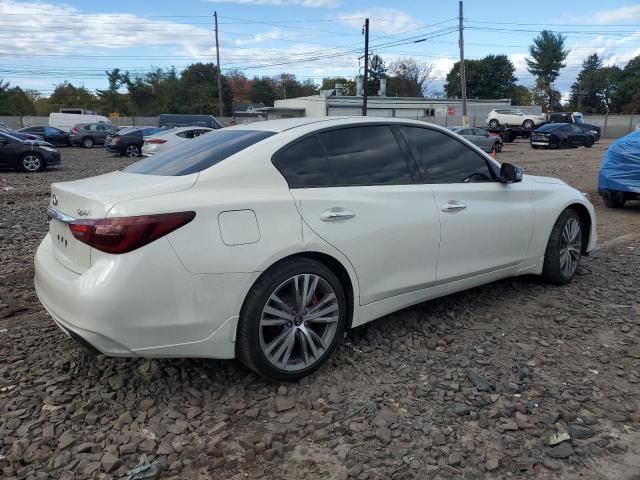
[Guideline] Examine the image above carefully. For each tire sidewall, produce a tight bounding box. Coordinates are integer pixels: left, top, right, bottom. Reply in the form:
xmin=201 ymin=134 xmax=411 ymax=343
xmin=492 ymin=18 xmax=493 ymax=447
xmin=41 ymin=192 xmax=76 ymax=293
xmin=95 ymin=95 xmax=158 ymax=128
xmin=20 ymin=153 xmax=44 ymax=172
xmin=238 ymin=259 xmax=347 ymax=381
xmin=542 ymin=209 xmax=582 ymax=285
xmin=126 ymin=145 xmax=140 ymax=158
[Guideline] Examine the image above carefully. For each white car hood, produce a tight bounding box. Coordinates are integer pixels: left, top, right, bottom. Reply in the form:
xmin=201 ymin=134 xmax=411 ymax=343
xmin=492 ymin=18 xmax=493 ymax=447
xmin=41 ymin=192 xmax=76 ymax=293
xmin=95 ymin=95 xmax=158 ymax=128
xmin=525 ymin=174 xmax=567 ymax=185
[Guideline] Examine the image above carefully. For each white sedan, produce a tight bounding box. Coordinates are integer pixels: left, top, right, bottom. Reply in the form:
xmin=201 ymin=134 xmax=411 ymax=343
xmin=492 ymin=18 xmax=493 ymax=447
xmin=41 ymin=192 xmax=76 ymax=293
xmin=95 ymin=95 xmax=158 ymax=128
xmin=35 ymin=117 xmax=596 ymax=380
xmin=141 ymin=126 xmax=213 ymax=156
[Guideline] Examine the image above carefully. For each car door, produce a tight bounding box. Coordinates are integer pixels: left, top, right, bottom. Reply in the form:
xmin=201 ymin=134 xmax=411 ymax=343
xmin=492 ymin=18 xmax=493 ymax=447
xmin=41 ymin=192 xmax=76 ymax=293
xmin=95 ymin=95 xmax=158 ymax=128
xmin=273 ymin=125 xmax=441 ymax=305
xmin=569 ymin=125 xmax=585 ymax=146
xmin=0 ymin=133 xmax=23 ymax=168
xmin=472 ymin=128 xmax=492 ymax=151
xmin=399 ymin=125 xmax=534 ymax=282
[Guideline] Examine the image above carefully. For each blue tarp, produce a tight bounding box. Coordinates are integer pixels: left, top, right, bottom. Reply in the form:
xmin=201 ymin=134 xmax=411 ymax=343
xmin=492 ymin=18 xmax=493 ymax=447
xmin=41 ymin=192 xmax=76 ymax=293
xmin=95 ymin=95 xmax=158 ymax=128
xmin=598 ymin=129 xmax=640 ymax=194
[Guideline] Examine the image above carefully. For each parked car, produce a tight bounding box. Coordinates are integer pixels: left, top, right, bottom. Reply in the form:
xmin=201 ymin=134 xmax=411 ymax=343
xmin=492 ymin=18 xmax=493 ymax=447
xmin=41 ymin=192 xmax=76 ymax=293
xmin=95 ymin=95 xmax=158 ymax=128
xmin=447 ymin=126 xmax=502 ymax=153
xmin=598 ymin=129 xmax=640 ymax=208
xmin=159 ymin=114 xmax=223 ymax=130
xmin=530 ymin=123 xmax=595 ymax=149
xmin=49 ymin=112 xmax=113 ymax=133
xmin=70 ymin=123 xmax=119 ymax=148
xmin=0 ymin=131 xmax=61 ymax=172
xmin=142 ymin=126 xmax=214 ymax=157
xmin=105 ymin=126 xmax=163 ymax=157
xmin=17 ymin=125 xmax=70 ymax=147
xmin=547 ymin=112 xmax=601 ymax=141
xmin=486 ymin=109 xmax=546 ymax=129
xmin=35 ymin=117 xmax=596 ymax=380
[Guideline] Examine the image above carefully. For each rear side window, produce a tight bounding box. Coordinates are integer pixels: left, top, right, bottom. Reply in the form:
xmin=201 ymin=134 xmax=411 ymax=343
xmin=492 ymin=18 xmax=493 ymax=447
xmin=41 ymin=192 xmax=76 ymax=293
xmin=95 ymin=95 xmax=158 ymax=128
xmin=273 ymin=136 xmax=334 ymax=188
xmin=125 ymin=129 xmax=274 ymax=176
xmin=320 ymin=126 xmax=412 ymax=186
xmin=176 ymin=130 xmax=194 ymax=139
xmin=400 ymin=126 xmax=495 ymax=183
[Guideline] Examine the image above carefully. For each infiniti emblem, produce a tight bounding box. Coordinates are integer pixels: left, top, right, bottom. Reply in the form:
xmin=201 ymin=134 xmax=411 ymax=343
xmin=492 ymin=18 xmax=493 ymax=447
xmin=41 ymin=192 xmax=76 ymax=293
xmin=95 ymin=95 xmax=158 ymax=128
xmin=51 ymin=194 xmax=58 ymax=206
xmin=77 ymin=208 xmax=91 ymax=217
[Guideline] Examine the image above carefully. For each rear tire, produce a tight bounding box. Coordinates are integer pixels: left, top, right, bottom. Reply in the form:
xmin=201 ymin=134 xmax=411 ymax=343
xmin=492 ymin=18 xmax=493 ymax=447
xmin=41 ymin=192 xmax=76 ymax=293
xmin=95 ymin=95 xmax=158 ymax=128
xmin=237 ymin=258 xmax=347 ymax=381
xmin=523 ymin=119 xmax=534 ymax=129
xmin=603 ymin=190 xmax=626 ymax=208
xmin=559 ymin=138 xmax=568 ymax=149
xmin=489 ymin=119 xmax=499 ymax=128
xmin=494 ymin=141 xmax=502 ymax=153
xmin=585 ymin=136 xmax=594 ymax=148
xmin=542 ymin=209 xmax=583 ymax=285
xmin=82 ymin=137 xmax=94 ymax=148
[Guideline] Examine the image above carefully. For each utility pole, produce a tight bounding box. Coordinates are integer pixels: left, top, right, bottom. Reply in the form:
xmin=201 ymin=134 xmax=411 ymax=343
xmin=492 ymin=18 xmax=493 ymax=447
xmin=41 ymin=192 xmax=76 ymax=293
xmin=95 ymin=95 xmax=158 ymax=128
xmin=362 ymin=18 xmax=369 ymax=116
xmin=458 ymin=1 xmax=468 ymax=126
xmin=214 ymin=11 xmax=224 ymax=119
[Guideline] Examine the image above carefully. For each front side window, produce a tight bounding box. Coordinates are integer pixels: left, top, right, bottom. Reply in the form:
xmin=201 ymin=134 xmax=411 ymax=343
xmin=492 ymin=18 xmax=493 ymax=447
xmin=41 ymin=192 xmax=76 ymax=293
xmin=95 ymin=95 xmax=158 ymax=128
xmin=126 ymin=129 xmax=274 ymax=176
xmin=319 ymin=126 xmax=412 ymax=186
xmin=400 ymin=126 xmax=495 ymax=183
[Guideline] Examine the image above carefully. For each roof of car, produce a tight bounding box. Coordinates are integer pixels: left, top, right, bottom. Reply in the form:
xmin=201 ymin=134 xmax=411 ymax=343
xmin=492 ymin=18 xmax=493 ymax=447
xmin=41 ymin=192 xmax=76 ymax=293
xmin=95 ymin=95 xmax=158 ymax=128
xmin=228 ymin=116 xmax=442 ymax=133
xmin=536 ymin=123 xmax=569 ymax=131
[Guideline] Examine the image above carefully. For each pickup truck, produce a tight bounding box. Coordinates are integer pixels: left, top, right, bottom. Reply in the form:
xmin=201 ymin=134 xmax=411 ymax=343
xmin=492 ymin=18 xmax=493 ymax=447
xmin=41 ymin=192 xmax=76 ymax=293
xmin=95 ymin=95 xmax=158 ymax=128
xmin=546 ymin=112 xmax=601 ymax=141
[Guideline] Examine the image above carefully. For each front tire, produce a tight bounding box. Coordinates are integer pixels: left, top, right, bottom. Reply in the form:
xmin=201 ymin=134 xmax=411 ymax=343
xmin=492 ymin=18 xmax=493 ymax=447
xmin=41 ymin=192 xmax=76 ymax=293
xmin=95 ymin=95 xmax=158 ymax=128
xmin=603 ymin=190 xmax=626 ymax=208
xmin=237 ymin=258 xmax=347 ymax=381
xmin=489 ymin=119 xmax=499 ymax=128
xmin=20 ymin=153 xmax=44 ymax=172
xmin=542 ymin=209 xmax=583 ymax=285
xmin=523 ymin=119 xmax=534 ymax=129
xmin=125 ymin=145 xmax=140 ymax=158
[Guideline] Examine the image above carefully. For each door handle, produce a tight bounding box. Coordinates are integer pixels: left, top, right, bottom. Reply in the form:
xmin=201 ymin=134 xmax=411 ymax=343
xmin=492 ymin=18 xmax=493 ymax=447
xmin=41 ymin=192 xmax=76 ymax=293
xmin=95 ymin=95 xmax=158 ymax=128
xmin=441 ymin=201 xmax=466 ymax=212
xmin=320 ymin=208 xmax=355 ymax=222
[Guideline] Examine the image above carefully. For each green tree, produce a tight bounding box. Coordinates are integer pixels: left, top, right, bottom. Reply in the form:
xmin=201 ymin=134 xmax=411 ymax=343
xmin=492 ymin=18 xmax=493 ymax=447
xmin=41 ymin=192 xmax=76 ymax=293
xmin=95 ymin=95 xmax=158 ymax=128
xmin=615 ymin=55 xmax=640 ymax=113
xmin=96 ymin=68 xmax=129 ymax=115
xmin=250 ymin=77 xmax=277 ymax=106
xmin=48 ymin=81 xmax=97 ymax=112
xmin=445 ymin=55 xmax=517 ymax=99
xmin=177 ymin=63 xmax=232 ymax=115
xmin=569 ymin=54 xmax=603 ymax=112
xmin=0 ymin=86 xmax=36 ymax=117
xmin=320 ymin=77 xmax=356 ymax=96
xmin=526 ymin=30 xmax=569 ymax=111
xmin=510 ymin=84 xmax=533 ymax=105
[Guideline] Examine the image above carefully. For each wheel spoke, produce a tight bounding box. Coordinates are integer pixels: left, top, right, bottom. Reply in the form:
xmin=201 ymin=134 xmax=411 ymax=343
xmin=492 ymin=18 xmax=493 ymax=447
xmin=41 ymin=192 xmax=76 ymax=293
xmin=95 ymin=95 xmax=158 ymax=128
xmin=271 ymin=329 xmax=295 ymax=367
xmin=307 ymin=328 xmax=328 ymax=350
xmin=264 ymin=328 xmax=291 ymax=355
xmin=263 ymin=305 xmax=294 ymax=321
xmin=261 ymin=318 xmax=289 ymax=327
xmin=270 ymin=294 xmax=292 ymax=314
xmin=306 ymin=316 xmax=339 ymax=324
xmin=300 ymin=327 xmax=320 ymax=359
xmin=305 ymin=303 xmax=338 ymax=321
xmin=303 ymin=275 xmax=319 ymax=309
xmin=306 ymin=293 xmax=336 ymax=315
xmin=298 ymin=330 xmax=310 ymax=366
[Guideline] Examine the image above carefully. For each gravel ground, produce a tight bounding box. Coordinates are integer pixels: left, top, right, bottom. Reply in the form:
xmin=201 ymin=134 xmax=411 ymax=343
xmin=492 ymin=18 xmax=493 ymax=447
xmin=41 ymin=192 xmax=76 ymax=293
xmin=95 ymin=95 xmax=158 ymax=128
xmin=1 ymin=141 xmax=639 ymax=480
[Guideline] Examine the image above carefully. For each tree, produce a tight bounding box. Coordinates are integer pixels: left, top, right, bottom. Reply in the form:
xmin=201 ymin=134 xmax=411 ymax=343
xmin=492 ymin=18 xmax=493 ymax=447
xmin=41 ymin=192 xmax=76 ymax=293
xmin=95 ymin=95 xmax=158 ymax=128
xmin=0 ymin=85 xmax=36 ymax=117
xmin=320 ymin=77 xmax=356 ymax=96
xmin=177 ymin=63 xmax=233 ymax=115
xmin=526 ymin=30 xmax=569 ymax=111
xmin=569 ymin=54 xmax=603 ymax=113
xmin=47 ymin=82 xmax=97 ymax=112
xmin=445 ymin=55 xmax=517 ymax=99
xmin=387 ymin=58 xmax=433 ymax=97
xmin=226 ymin=69 xmax=252 ymax=103
xmin=96 ymin=68 xmax=128 ymax=115
xmin=615 ymin=55 xmax=640 ymax=113
xmin=509 ymin=85 xmax=533 ymax=106
xmin=250 ymin=77 xmax=277 ymax=106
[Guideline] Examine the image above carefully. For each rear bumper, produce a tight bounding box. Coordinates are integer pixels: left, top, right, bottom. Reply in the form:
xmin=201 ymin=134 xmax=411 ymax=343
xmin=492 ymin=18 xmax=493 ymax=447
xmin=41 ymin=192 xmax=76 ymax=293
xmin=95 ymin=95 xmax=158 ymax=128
xmin=34 ymin=233 xmax=257 ymax=358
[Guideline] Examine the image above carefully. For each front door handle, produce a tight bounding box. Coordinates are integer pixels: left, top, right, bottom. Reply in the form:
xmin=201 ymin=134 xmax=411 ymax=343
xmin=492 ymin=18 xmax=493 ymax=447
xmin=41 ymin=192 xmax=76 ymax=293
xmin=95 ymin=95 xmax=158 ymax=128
xmin=441 ymin=201 xmax=466 ymax=212
xmin=320 ymin=207 xmax=355 ymax=222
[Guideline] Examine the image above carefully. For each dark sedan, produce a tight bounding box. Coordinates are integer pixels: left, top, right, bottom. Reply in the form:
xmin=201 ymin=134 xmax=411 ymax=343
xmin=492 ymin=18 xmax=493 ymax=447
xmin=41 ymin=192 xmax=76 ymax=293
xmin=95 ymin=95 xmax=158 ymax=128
xmin=0 ymin=131 xmax=61 ymax=172
xmin=105 ymin=126 xmax=163 ymax=157
xmin=17 ymin=125 xmax=70 ymax=147
xmin=530 ymin=123 xmax=595 ymax=149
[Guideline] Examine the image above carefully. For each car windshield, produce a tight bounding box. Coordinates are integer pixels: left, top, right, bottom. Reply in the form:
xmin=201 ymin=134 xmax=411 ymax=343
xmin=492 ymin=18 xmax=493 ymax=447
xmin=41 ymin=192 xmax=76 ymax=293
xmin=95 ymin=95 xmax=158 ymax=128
xmin=124 ymin=129 xmax=275 ymax=176
xmin=573 ymin=114 xmax=585 ymax=124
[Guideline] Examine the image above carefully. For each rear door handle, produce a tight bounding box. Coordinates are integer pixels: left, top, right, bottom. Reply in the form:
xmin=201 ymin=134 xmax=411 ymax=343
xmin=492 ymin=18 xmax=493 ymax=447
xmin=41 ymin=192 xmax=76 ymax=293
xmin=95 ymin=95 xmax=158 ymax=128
xmin=441 ymin=201 xmax=466 ymax=212
xmin=320 ymin=208 xmax=355 ymax=221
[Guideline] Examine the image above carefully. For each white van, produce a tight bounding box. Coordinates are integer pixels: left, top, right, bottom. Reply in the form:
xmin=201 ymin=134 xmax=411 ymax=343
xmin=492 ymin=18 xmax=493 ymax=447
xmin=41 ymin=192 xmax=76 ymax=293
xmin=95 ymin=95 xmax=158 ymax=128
xmin=49 ymin=112 xmax=113 ymax=133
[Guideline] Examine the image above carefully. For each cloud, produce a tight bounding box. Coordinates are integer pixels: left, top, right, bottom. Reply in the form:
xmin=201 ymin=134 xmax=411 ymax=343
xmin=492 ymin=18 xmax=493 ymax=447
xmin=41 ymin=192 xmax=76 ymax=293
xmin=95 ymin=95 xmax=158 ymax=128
xmin=232 ymin=29 xmax=299 ymax=46
xmin=338 ymin=8 xmax=422 ymax=35
xmin=204 ymin=0 xmax=337 ymax=7
xmin=593 ymin=5 xmax=640 ymax=23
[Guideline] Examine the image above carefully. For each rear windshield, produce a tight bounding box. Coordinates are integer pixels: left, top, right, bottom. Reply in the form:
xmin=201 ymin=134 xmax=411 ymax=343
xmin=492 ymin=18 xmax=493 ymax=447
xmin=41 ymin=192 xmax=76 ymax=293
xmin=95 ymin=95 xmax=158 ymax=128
xmin=124 ymin=129 xmax=275 ymax=176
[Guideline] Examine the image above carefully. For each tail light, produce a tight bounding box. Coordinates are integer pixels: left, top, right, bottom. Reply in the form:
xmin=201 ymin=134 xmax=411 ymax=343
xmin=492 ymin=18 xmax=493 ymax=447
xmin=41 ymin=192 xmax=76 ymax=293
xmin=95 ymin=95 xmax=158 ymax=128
xmin=145 ymin=138 xmax=167 ymax=144
xmin=68 ymin=211 xmax=195 ymax=254
xmin=71 ymin=125 xmax=79 ymax=134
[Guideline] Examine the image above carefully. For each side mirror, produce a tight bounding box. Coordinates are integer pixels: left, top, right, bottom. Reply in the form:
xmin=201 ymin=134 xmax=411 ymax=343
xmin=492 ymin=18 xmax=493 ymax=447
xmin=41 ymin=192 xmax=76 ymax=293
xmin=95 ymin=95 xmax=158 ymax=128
xmin=500 ymin=163 xmax=523 ymax=183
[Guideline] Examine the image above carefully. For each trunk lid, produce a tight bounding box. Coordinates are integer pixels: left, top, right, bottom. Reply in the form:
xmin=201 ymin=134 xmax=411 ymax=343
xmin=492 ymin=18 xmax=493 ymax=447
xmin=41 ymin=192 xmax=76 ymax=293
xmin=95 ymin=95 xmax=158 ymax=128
xmin=49 ymin=171 xmax=197 ymax=273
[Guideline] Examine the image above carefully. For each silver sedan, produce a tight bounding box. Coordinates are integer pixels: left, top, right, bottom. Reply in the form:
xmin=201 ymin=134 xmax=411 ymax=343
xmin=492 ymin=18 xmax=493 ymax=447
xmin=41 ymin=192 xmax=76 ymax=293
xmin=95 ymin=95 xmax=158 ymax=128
xmin=448 ymin=126 xmax=503 ymax=153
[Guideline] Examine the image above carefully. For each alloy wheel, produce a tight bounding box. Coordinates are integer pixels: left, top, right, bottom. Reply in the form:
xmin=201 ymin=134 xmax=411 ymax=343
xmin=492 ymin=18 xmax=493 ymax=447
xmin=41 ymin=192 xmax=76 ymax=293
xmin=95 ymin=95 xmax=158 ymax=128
xmin=126 ymin=146 xmax=139 ymax=158
xmin=559 ymin=217 xmax=581 ymax=277
xmin=259 ymin=274 xmax=339 ymax=372
xmin=22 ymin=154 xmax=41 ymax=172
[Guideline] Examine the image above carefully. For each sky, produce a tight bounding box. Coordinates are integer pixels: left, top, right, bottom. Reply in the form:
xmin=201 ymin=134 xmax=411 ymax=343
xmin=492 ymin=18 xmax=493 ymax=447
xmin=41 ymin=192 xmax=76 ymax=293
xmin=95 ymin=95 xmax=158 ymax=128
xmin=2 ymin=0 xmax=640 ymax=99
